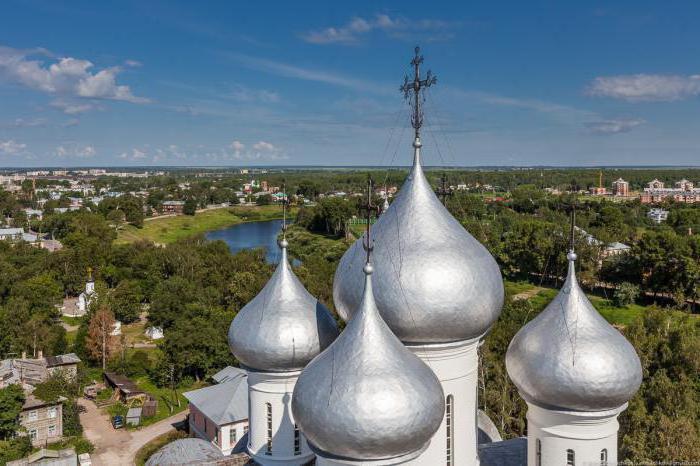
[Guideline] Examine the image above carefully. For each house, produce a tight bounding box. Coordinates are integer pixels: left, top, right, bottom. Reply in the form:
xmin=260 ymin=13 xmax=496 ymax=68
xmin=144 ymin=326 xmax=164 ymax=340
xmin=648 ymin=208 xmax=669 ymax=224
xmin=103 ymin=372 xmax=146 ymax=403
xmin=0 ymin=352 xmax=81 ymax=388
xmin=19 ymin=394 xmax=65 ymax=446
xmin=7 ymin=448 xmax=77 ymax=466
xmin=0 ymin=228 xmax=25 ymax=241
xmin=44 ymin=353 xmax=81 ymax=380
xmin=184 ymin=367 xmax=249 ymax=455
xmin=162 ymin=200 xmax=185 ymax=214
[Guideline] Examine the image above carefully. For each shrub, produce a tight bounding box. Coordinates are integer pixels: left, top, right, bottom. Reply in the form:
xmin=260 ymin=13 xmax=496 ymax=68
xmin=613 ymin=282 xmax=640 ymax=307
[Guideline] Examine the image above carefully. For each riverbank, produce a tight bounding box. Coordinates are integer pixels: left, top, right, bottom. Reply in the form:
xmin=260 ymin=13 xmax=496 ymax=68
xmin=115 ymin=205 xmax=296 ymax=245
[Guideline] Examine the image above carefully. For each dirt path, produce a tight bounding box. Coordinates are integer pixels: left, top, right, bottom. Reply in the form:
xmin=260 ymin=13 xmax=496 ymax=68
xmin=78 ymin=398 xmax=188 ymax=465
xmin=512 ymin=286 xmax=546 ymax=301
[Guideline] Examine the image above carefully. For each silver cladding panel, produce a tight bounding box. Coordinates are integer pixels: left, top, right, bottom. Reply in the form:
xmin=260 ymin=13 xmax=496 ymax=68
xmin=228 ymin=246 xmax=338 ymax=372
xmin=505 ymin=258 xmax=642 ymax=411
xmin=292 ymin=266 xmax=445 ymax=460
xmin=333 ymin=144 xmax=504 ymax=344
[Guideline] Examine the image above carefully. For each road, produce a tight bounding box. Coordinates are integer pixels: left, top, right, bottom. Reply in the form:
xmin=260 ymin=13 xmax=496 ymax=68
xmin=78 ymin=398 xmax=188 ymax=465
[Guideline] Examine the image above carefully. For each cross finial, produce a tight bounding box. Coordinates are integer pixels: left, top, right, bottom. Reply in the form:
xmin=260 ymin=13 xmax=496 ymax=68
xmin=360 ymin=176 xmax=380 ymax=265
xmin=436 ymin=173 xmax=453 ymax=206
xmin=281 ymin=180 xmax=288 ymax=240
xmin=399 ymin=45 xmax=437 ymax=140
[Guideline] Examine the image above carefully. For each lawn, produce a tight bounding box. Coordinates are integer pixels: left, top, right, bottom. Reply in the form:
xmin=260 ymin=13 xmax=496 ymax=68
xmin=504 ymin=280 xmax=537 ymax=297
xmin=115 ymin=205 xmax=294 ymax=245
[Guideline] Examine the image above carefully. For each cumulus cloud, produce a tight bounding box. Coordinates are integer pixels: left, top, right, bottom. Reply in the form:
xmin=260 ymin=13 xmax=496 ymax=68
xmin=230 ymin=140 xmax=245 ymax=156
xmin=0 ymin=45 xmax=149 ymax=107
xmin=252 ymin=141 xmax=277 ymax=152
xmin=119 ymin=148 xmax=147 ymax=160
xmin=586 ymin=74 xmax=700 ymax=102
xmin=302 ymin=14 xmax=456 ymax=45
xmin=55 ymin=143 xmax=96 ymax=158
xmin=50 ymin=99 xmax=95 ymax=114
xmin=124 ymin=59 xmax=142 ymax=67
xmin=0 ymin=139 xmax=27 ymax=155
xmin=585 ymin=118 xmax=646 ymax=134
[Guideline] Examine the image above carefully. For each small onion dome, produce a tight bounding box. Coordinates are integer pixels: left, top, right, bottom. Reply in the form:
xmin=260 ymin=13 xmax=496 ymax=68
xmin=228 ymin=239 xmax=338 ymax=372
xmin=292 ymin=263 xmax=445 ymax=461
xmin=506 ymin=251 xmax=642 ymax=411
xmin=333 ymin=142 xmax=504 ymax=344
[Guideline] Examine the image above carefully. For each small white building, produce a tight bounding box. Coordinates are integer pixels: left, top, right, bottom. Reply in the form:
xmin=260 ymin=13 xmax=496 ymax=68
xmin=648 ymin=207 xmax=669 ymax=224
xmin=144 ymin=327 xmax=164 ymax=340
xmin=110 ymin=321 xmax=122 ymax=337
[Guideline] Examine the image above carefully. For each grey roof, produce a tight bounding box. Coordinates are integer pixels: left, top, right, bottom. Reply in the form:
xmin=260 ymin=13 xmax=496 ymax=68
xmin=211 ymin=366 xmax=246 ymax=384
xmin=607 ymin=241 xmax=631 ymax=251
xmin=184 ymin=375 xmax=248 ymax=425
xmin=145 ymin=438 xmax=222 ymax=466
xmin=45 ymin=353 xmax=81 ymax=368
xmin=479 ymin=438 xmax=527 ymax=466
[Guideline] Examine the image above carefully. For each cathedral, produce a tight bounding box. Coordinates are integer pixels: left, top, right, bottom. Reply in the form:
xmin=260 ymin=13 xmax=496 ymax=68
xmin=227 ymin=48 xmax=642 ymax=466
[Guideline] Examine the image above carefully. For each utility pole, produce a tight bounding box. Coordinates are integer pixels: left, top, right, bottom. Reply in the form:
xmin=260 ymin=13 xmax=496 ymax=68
xmin=436 ymin=173 xmax=453 ymax=206
xmin=359 ymin=177 xmax=381 ymax=263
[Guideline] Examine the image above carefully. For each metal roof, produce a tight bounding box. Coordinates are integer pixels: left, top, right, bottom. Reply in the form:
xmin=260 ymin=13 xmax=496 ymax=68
xmin=183 ymin=375 xmax=248 ymax=425
xmin=479 ymin=438 xmax=527 ymax=466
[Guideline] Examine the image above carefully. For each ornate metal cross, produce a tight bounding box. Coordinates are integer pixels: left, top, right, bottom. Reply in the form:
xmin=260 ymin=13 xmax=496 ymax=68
xmin=435 ymin=173 xmax=453 ymax=206
xmin=400 ymin=46 xmax=437 ymax=139
xmin=360 ymin=177 xmax=381 ymax=264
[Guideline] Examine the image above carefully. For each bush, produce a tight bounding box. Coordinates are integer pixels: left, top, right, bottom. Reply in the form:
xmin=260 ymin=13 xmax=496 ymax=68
xmin=0 ymin=437 xmax=32 ymax=464
xmin=613 ymin=282 xmax=640 ymax=307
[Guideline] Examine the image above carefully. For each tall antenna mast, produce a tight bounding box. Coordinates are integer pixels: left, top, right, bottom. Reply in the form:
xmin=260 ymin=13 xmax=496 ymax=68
xmin=400 ymin=46 xmax=437 ymax=141
xmin=281 ymin=180 xmax=287 ymax=240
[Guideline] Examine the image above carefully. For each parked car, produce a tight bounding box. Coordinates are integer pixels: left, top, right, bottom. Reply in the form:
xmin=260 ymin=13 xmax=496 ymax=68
xmin=112 ymin=415 xmax=124 ymax=429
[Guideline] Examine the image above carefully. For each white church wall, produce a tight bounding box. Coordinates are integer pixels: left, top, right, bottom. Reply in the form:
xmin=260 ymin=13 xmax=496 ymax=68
xmin=408 ymin=338 xmax=480 ymax=466
xmin=248 ymin=370 xmax=313 ymax=466
xmin=526 ymin=403 xmax=624 ymax=466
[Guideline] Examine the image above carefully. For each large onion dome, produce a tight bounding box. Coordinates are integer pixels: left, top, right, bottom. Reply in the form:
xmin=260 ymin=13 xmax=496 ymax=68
xmin=506 ymin=251 xmax=642 ymax=411
xmin=333 ymin=140 xmax=504 ymax=344
xmin=292 ymin=262 xmax=445 ymax=461
xmin=228 ymin=239 xmax=338 ymax=372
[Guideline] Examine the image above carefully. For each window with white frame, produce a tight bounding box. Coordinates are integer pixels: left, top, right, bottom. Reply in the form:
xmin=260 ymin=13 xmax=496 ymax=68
xmin=230 ymin=427 xmax=237 ymax=446
xmin=601 ymin=448 xmax=608 ymax=466
xmin=29 ymin=428 xmax=37 ymax=441
xmin=567 ymin=449 xmax=575 ymax=466
xmin=27 ymin=410 xmax=38 ymax=421
xmin=48 ymin=425 xmax=56 ymax=436
xmin=48 ymin=407 xmax=57 ymax=419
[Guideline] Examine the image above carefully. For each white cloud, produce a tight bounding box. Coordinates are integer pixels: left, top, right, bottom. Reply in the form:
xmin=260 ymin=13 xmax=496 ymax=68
xmin=119 ymin=148 xmax=147 ymax=160
xmin=55 ymin=143 xmax=96 ymax=158
xmin=124 ymin=59 xmax=142 ymax=67
xmin=230 ymin=140 xmax=245 ymax=156
xmin=229 ymin=84 xmax=280 ymax=103
xmin=252 ymin=141 xmax=277 ymax=152
xmin=229 ymin=53 xmax=385 ymax=94
xmin=50 ymin=99 xmax=95 ymax=114
xmin=0 ymin=45 xmax=149 ymax=106
xmin=0 ymin=139 xmax=27 ymax=154
xmin=302 ymin=14 xmax=456 ymax=45
xmin=585 ymin=118 xmax=646 ymax=134
xmin=586 ymin=74 xmax=700 ymax=102
xmin=2 ymin=117 xmax=46 ymax=128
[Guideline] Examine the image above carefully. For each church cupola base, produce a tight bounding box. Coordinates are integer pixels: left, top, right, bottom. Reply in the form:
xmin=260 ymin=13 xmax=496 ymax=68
xmin=525 ymin=402 xmax=625 ymax=466
xmin=315 ymin=444 xmax=427 ymax=466
xmin=407 ymin=337 xmax=480 ymax=466
xmin=247 ymin=370 xmax=314 ymax=466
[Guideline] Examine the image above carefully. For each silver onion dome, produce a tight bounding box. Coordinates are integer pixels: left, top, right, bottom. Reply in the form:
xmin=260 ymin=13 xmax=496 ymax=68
xmin=292 ymin=262 xmax=445 ymax=461
xmin=333 ymin=140 xmax=504 ymax=344
xmin=505 ymin=251 xmax=643 ymax=411
xmin=228 ymin=239 xmax=339 ymax=372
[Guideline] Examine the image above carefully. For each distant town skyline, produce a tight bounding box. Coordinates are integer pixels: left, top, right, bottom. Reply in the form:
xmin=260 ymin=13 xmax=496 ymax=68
xmin=2 ymin=1 xmax=700 ymax=167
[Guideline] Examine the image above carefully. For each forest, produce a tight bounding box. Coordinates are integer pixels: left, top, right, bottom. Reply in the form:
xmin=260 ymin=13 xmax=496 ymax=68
xmin=0 ymin=168 xmax=697 ymax=462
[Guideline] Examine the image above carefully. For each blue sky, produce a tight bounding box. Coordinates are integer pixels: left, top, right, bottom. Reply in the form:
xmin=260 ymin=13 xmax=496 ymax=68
xmin=1 ymin=0 xmax=700 ymax=167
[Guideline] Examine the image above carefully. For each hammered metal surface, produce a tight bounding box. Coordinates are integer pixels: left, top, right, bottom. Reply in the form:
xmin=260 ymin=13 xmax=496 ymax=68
xmin=505 ymin=255 xmax=642 ymax=411
xmin=228 ymin=244 xmax=339 ymax=372
xmin=333 ymin=141 xmax=504 ymax=344
xmin=292 ymin=265 xmax=445 ymax=460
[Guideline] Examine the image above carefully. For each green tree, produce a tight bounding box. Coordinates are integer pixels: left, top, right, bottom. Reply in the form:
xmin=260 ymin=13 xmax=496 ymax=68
xmin=0 ymin=384 xmax=25 ymax=440
xmin=612 ymin=282 xmax=640 ymax=307
xmin=109 ymin=280 xmax=142 ymax=324
xmin=183 ymin=198 xmax=197 ymax=216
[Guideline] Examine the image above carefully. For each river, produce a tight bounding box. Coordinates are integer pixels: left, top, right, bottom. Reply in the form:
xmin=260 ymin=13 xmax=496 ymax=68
xmin=205 ymin=219 xmax=287 ymax=263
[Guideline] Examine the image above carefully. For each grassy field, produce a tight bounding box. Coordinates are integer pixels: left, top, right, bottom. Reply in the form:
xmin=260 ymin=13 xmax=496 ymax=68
xmin=116 ymin=205 xmax=295 ymax=245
